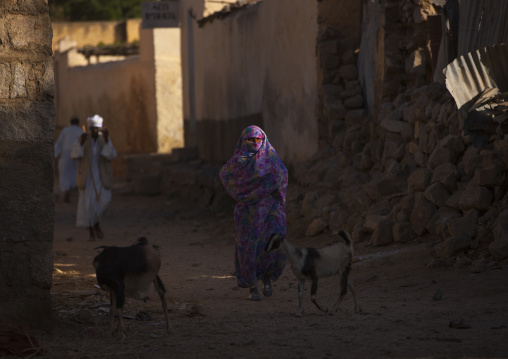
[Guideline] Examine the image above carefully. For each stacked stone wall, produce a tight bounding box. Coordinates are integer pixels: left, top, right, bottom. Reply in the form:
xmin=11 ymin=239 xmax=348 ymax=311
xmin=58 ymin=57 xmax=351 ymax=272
xmin=289 ymin=0 xmax=508 ymax=269
xmin=0 ymin=1 xmax=55 ymax=327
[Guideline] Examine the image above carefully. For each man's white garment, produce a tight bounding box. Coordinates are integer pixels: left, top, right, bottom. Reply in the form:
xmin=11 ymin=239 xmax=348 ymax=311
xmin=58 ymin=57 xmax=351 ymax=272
xmin=71 ymin=138 xmax=117 ymax=228
xmin=55 ymin=125 xmax=83 ymax=192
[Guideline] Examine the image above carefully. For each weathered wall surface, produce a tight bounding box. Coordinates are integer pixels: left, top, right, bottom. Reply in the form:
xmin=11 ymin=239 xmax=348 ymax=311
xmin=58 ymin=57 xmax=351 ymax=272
xmin=180 ymin=0 xmax=319 ymax=167
xmin=0 ymin=1 xmax=55 ymax=328
xmin=54 ymin=27 xmax=183 ymax=158
xmin=52 ymin=19 xmax=142 ymax=50
xmin=358 ymin=0 xmax=435 ymax=115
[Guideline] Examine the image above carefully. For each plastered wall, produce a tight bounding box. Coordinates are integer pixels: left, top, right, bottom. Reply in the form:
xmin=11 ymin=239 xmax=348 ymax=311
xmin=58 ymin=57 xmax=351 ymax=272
xmin=53 ymin=27 xmax=183 ymax=158
xmin=0 ymin=1 xmax=55 ymax=328
xmin=180 ymin=0 xmax=319 ymax=167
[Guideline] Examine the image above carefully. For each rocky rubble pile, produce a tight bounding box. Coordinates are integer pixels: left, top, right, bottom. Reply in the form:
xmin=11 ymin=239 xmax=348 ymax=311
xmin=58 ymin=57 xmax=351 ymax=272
xmin=289 ymin=80 xmax=508 ymax=267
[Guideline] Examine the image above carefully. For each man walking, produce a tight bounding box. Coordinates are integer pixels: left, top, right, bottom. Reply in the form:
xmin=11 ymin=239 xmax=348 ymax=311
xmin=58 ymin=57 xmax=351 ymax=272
xmin=55 ymin=117 xmax=83 ymax=203
xmin=71 ymin=114 xmax=117 ymax=241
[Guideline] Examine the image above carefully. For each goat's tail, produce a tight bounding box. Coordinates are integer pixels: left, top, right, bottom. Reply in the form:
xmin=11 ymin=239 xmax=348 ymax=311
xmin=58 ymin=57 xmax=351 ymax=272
xmin=155 ymin=274 xmax=167 ymax=294
xmin=338 ymin=229 xmax=353 ymax=251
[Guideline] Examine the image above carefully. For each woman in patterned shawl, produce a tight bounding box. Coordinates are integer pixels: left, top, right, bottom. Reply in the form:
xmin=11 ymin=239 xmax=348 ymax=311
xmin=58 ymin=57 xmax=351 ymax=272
xmin=220 ymin=126 xmax=288 ymax=301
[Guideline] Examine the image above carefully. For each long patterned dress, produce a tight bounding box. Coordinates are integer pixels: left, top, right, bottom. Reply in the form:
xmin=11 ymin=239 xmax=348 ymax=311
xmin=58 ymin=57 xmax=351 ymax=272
xmin=219 ymin=126 xmax=287 ymax=288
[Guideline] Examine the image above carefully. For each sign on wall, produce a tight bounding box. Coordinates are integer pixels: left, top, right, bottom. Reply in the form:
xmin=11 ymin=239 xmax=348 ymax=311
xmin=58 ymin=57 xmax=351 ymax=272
xmin=142 ymin=1 xmax=179 ymax=28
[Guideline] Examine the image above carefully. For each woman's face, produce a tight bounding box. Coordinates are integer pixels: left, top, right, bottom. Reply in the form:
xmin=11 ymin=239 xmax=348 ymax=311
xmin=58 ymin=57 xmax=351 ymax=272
xmin=244 ymin=136 xmax=263 ymax=151
xmin=246 ymin=137 xmax=262 ymax=144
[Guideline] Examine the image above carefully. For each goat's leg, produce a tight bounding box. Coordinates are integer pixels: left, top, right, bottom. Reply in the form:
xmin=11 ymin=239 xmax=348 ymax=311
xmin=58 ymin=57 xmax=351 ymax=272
xmin=347 ymin=279 xmax=361 ymax=312
xmin=108 ymin=291 xmax=118 ymax=337
xmin=295 ymin=279 xmax=306 ymax=317
xmin=116 ymin=307 xmax=126 ymax=341
xmin=309 ymin=274 xmax=328 ymax=313
xmin=154 ymin=275 xmax=173 ymax=334
xmin=331 ymin=269 xmax=353 ymax=313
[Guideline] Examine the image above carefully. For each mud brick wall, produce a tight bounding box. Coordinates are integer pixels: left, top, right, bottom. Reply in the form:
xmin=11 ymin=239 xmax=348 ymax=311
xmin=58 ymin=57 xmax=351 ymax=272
xmin=0 ymin=0 xmax=55 ymax=328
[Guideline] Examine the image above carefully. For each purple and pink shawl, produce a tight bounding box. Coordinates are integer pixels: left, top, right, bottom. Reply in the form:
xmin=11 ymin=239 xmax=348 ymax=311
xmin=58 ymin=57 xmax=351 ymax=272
xmin=219 ymin=126 xmax=287 ymax=288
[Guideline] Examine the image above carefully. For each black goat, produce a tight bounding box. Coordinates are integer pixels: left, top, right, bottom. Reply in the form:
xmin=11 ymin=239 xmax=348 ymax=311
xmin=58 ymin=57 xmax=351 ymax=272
xmin=93 ymin=237 xmax=172 ymax=338
xmin=265 ymin=230 xmax=360 ymax=317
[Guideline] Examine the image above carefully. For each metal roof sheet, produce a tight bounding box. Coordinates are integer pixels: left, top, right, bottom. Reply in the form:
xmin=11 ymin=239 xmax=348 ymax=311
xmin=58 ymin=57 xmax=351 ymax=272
xmin=457 ymin=0 xmax=508 ymax=58
xmin=431 ymin=0 xmax=447 ymax=7
xmin=444 ymin=43 xmax=508 ymax=110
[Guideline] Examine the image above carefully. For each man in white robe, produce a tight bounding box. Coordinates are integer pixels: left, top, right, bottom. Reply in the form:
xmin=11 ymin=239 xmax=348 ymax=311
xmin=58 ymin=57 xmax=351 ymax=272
xmin=55 ymin=117 xmax=83 ymax=202
xmin=71 ymin=115 xmax=117 ymax=241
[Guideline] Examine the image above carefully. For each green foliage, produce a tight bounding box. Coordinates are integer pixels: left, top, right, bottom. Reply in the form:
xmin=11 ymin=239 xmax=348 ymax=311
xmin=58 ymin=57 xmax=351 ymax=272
xmin=49 ymin=0 xmax=144 ymax=21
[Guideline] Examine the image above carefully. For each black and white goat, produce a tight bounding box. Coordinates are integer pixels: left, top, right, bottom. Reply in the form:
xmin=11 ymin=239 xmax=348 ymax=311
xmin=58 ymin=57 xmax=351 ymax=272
xmin=93 ymin=237 xmax=173 ymax=339
xmin=265 ymin=230 xmax=360 ymax=317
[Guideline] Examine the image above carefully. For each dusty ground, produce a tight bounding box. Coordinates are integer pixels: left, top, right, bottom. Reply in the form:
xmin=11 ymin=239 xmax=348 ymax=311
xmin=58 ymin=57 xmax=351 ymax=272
xmin=29 ymin=182 xmax=508 ymax=358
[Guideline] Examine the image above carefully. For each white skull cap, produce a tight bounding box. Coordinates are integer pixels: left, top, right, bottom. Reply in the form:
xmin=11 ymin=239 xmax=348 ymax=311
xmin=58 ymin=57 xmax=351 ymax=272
xmin=87 ymin=114 xmax=103 ymax=128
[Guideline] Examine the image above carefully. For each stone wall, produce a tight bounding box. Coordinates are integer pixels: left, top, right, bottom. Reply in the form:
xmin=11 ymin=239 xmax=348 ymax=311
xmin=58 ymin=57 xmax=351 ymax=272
xmin=288 ymin=0 xmax=508 ymax=268
xmin=0 ymin=1 xmax=55 ymax=328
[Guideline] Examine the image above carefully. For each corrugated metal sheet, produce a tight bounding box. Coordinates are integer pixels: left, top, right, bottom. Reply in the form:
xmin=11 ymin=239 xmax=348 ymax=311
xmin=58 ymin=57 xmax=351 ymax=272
xmin=431 ymin=0 xmax=447 ymax=7
xmin=444 ymin=43 xmax=508 ymax=109
xmin=457 ymin=0 xmax=508 ymax=58
xmin=434 ymin=0 xmax=508 ymax=83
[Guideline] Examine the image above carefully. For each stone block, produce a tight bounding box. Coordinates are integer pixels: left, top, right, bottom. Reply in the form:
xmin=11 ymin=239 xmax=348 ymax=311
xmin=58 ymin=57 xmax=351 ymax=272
xmin=365 ymin=176 xmax=404 ymax=202
xmin=459 ymin=185 xmax=493 ymax=212
xmin=7 ymin=14 xmax=52 ymax=49
xmin=463 ymin=146 xmax=482 ymax=178
xmin=306 ymin=218 xmax=328 ymax=237
xmin=363 ymin=215 xmax=387 ymax=232
xmin=411 ymin=193 xmax=437 ymax=236
xmin=424 ymin=182 xmax=449 ymax=207
xmin=432 ymin=163 xmax=457 ymax=184
xmin=447 ymin=210 xmax=478 ymax=238
xmin=428 ymin=146 xmax=457 ymax=169
xmin=431 ymin=102 xmax=442 ymax=122
xmin=385 ymin=160 xmax=404 ymax=182
xmin=393 ymin=222 xmax=415 ymax=243
xmin=434 ymin=236 xmax=471 ymax=259
xmin=493 ymin=209 xmax=508 ymax=240
xmin=370 ymin=218 xmax=394 ymax=246
xmin=328 ymin=210 xmax=347 ymax=233
xmin=382 ymin=140 xmax=406 ymax=163
xmin=380 ymin=118 xmax=412 ymax=138
xmin=408 ymin=168 xmax=432 ymax=191
xmin=338 ymin=64 xmax=358 ymax=80
xmin=345 ymin=109 xmax=366 ymax=127
xmin=323 ymin=84 xmax=344 ymax=99
xmin=441 ymin=134 xmax=465 ymax=154
xmin=445 ymin=186 xmax=465 ymax=209
xmin=341 ymin=49 xmax=356 ymax=65
xmin=340 ymin=86 xmax=361 ymax=99
xmin=488 ymin=236 xmax=508 ymax=261
xmin=322 ymin=54 xmax=341 ymax=69
xmin=343 ymin=126 xmax=363 ymax=152
xmin=399 ymin=193 xmax=415 ymax=216
xmin=286 ymin=209 xmax=302 ymax=224
xmin=301 ymin=191 xmax=320 ymax=217
xmin=426 ymin=207 xmax=461 ymax=236
xmin=0 ymin=63 xmax=11 ymax=98
xmin=473 ymin=164 xmax=505 ymax=186
xmin=318 ymin=40 xmax=339 ymax=55
xmin=344 ymin=94 xmax=363 ymax=109
xmin=326 ymin=101 xmax=347 ymax=120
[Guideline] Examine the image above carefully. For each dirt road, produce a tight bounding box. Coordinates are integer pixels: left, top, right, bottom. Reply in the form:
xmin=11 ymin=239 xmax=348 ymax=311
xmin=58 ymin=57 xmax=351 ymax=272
xmin=37 ymin=182 xmax=508 ymax=358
